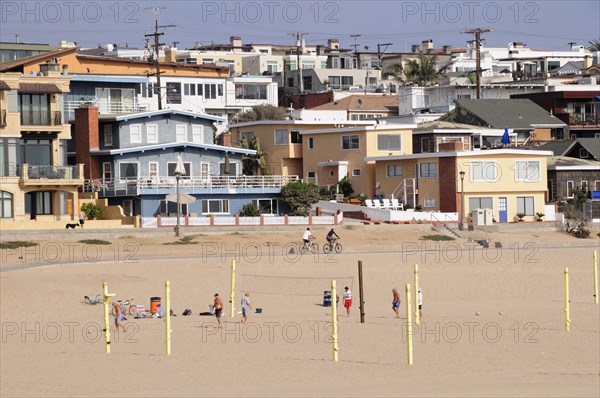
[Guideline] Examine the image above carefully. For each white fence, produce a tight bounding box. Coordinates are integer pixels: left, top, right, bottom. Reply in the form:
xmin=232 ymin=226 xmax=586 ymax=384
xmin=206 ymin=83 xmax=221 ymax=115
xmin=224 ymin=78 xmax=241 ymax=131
xmin=142 ymin=213 xmax=342 ymax=228
xmin=315 ymin=201 xmax=458 ymax=222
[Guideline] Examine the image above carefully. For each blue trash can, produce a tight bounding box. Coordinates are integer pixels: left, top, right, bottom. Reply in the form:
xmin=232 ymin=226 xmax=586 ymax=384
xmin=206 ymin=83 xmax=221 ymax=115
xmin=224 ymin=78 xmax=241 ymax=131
xmin=323 ymin=291 xmax=332 ymax=307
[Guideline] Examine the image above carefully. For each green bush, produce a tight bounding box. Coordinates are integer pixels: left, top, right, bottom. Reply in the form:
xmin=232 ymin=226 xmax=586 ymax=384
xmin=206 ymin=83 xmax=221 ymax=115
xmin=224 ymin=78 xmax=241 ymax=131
xmin=240 ymin=203 xmax=261 ymax=217
xmin=280 ymin=181 xmax=320 ymax=216
xmin=81 ymin=202 xmax=101 ymax=220
xmin=336 ymin=176 xmax=354 ymax=197
xmin=78 ymin=239 xmax=111 ymax=245
xmin=0 ymin=241 xmax=38 ymax=249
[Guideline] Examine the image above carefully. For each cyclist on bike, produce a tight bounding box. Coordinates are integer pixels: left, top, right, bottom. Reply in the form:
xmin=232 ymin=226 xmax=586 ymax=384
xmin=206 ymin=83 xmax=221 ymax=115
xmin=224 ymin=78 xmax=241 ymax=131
xmin=302 ymin=228 xmax=316 ymax=253
xmin=326 ymin=228 xmax=340 ymax=244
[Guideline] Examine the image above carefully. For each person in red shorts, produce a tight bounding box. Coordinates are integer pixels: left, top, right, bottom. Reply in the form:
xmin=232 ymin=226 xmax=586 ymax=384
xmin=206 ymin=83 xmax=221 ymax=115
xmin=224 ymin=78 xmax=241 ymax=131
xmin=343 ymin=287 xmax=352 ymax=317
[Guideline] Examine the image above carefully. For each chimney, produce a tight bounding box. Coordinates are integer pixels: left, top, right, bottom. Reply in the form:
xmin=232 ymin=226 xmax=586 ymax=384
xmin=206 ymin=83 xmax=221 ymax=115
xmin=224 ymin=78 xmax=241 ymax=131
xmin=230 ymin=36 xmax=242 ymax=51
xmin=165 ymin=47 xmax=177 ymax=63
xmin=327 ymin=39 xmax=340 ymax=50
xmin=75 ymin=106 xmax=101 ymax=179
xmin=421 ymin=39 xmax=433 ymax=51
xmin=442 ymin=45 xmax=452 ymax=54
xmin=218 ymin=132 xmax=232 ymax=147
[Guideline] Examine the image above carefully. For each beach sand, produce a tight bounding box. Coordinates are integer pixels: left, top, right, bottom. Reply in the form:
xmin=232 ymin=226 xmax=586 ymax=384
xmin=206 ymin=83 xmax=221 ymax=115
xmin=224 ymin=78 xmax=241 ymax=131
xmin=1 ymin=225 xmax=599 ymax=397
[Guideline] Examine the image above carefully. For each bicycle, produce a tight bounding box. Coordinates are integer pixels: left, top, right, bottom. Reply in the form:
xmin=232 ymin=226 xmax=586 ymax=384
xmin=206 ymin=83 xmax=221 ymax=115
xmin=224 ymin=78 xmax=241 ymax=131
xmin=299 ymin=240 xmax=319 ymax=255
xmin=111 ymin=298 xmax=138 ymax=317
xmin=323 ymin=239 xmax=342 ymax=254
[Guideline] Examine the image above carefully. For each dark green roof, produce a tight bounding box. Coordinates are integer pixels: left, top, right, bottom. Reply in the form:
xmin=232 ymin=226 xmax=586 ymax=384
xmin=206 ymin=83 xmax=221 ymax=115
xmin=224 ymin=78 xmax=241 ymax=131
xmin=565 ymin=138 xmax=600 ymax=160
xmin=454 ymin=99 xmax=566 ymax=129
xmin=539 ymin=140 xmax=573 ymax=156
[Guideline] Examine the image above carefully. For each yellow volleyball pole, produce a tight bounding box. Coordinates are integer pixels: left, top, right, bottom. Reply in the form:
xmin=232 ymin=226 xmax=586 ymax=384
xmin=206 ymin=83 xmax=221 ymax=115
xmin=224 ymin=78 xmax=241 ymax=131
xmin=405 ymin=283 xmax=413 ymax=365
xmin=230 ymin=260 xmax=236 ymax=318
xmin=102 ymin=282 xmax=115 ymax=354
xmin=331 ymin=279 xmax=339 ymax=362
xmin=564 ymin=267 xmax=570 ymax=332
xmin=165 ymin=280 xmax=171 ymax=356
xmin=594 ymin=250 xmax=598 ymax=305
xmin=414 ymin=264 xmax=420 ymax=325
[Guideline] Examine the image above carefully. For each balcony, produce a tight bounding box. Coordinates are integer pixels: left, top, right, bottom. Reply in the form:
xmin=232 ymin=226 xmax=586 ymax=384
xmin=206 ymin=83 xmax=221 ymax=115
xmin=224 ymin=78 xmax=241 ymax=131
xmin=19 ymin=164 xmax=85 ymax=187
xmin=64 ymin=99 xmax=148 ymax=117
xmin=83 ymin=175 xmax=300 ymax=197
xmin=569 ymin=113 xmax=600 ymax=127
xmin=20 ymin=111 xmax=63 ymax=127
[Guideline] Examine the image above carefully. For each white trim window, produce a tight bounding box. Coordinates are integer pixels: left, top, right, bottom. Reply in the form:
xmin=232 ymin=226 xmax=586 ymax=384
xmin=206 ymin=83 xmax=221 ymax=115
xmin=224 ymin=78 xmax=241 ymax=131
xmin=580 ymin=148 xmax=589 ymax=158
xmin=129 ymin=124 xmax=142 ymax=144
xmin=176 ymin=125 xmax=187 ymax=142
xmin=471 ymin=161 xmax=498 ymax=182
xmin=581 ymin=180 xmax=588 ymax=191
xmin=102 ymin=162 xmax=112 ymax=180
xmin=516 ymin=196 xmax=535 ymax=216
xmin=103 ymin=125 xmax=113 ymax=147
xmin=352 ymin=169 xmax=361 ymax=176
xmin=275 ymin=129 xmax=288 ymax=145
xmin=149 ymin=162 xmax=159 ymax=181
xmin=202 ymin=199 xmax=230 ymax=214
xmin=192 ymin=125 xmax=204 ymax=143
xmin=515 ymin=160 xmax=540 ymax=182
xmin=146 ymin=124 xmax=158 ymax=144
xmin=252 ymin=198 xmax=278 ymax=215
xmin=201 ymin=163 xmax=210 ymax=180
xmin=119 ymin=162 xmax=139 ymax=181
xmin=341 ymin=135 xmax=359 ymax=150
xmin=307 ymin=137 xmax=314 ymax=150
xmin=424 ymin=198 xmax=436 ymax=208
xmin=566 ymin=181 xmax=574 ymax=198
xmin=387 ymin=164 xmax=402 ymax=177
xmin=377 ymin=134 xmax=402 ymax=151
xmin=167 ymin=162 xmax=191 ymax=177
xmin=594 ymin=180 xmax=600 ymax=192
xmin=419 ymin=162 xmax=437 ymax=178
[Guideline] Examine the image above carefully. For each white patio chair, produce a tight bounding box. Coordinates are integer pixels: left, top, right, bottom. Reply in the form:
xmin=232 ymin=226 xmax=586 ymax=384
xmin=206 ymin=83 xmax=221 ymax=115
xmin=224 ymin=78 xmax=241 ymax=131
xmin=381 ymin=198 xmax=392 ymax=209
xmin=372 ymin=199 xmax=382 ymax=209
xmin=364 ymin=199 xmax=375 ymax=208
xmin=391 ymin=198 xmax=403 ymax=211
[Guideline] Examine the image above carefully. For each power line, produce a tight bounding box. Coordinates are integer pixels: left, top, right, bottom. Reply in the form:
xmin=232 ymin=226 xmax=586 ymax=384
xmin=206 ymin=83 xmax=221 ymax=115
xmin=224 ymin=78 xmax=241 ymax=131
xmin=145 ymin=6 xmax=176 ymax=110
xmin=350 ymin=34 xmax=361 ymax=53
xmin=462 ymin=28 xmax=493 ymax=99
xmin=288 ymin=32 xmax=308 ymax=95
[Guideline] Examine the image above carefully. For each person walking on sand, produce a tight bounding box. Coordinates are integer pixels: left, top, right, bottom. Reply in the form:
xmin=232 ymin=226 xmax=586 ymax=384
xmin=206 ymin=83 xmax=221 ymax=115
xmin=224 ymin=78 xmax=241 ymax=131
xmin=418 ymin=287 xmax=423 ymax=319
xmin=241 ymin=293 xmax=251 ymax=323
xmin=343 ymin=287 xmax=352 ymax=317
xmin=213 ymin=293 xmax=223 ymax=328
xmin=392 ymin=288 xmax=401 ymax=318
xmin=112 ymin=302 xmax=126 ymax=331
xmin=79 ymin=210 xmax=86 ymax=228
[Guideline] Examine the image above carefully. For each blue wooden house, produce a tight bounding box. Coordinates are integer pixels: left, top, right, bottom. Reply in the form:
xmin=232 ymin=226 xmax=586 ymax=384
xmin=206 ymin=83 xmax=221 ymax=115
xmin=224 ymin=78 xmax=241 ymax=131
xmin=75 ymin=107 xmax=295 ymax=217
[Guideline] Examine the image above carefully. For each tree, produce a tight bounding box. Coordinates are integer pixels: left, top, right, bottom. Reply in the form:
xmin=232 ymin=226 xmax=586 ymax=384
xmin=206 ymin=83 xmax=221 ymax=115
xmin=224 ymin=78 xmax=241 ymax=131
xmin=237 ymin=104 xmax=289 ymax=122
xmin=240 ymin=135 xmax=268 ymax=175
xmin=336 ymin=176 xmax=354 ymax=197
xmin=385 ymin=54 xmax=444 ymax=86
xmin=587 ymin=39 xmax=600 ymax=52
xmin=279 ymin=181 xmax=320 ymax=216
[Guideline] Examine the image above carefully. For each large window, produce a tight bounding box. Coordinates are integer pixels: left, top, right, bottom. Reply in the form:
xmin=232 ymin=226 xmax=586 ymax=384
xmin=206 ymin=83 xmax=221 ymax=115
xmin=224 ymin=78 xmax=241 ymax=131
xmin=468 ymin=197 xmax=493 ymax=211
xmin=341 ymin=76 xmax=353 ymax=87
xmin=219 ymin=162 xmax=237 ymax=176
xmin=0 ymin=138 xmax=19 ymax=177
xmin=471 ymin=161 xmax=498 ymax=182
xmin=21 ymin=139 xmax=51 ymax=165
xmin=0 ymin=191 xmax=13 ymax=218
xmin=167 ymin=162 xmax=191 ymax=177
xmin=241 ymin=131 xmax=255 ymax=144
xmin=275 ymin=129 xmax=288 ymax=145
xmin=95 ymin=88 xmax=135 ymax=113
xmin=387 ymin=164 xmax=402 ymax=177
xmin=517 ymin=196 xmax=535 ymax=216
xmin=166 ymin=82 xmax=181 ymax=104
xmin=119 ymin=163 xmax=138 ymax=181
xmin=34 ymin=191 xmax=52 ymax=215
xmin=377 ymin=134 xmax=402 ymax=151
xmin=160 ymin=201 xmax=188 ymax=217
xmin=146 ymin=124 xmax=158 ymax=144
xmin=19 ymin=94 xmax=50 ymax=125
xmin=203 ymin=84 xmax=217 ymax=99
xmin=202 ymin=199 xmax=230 ymax=214
xmin=515 ymin=160 xmax=540 ymax=182
xmin=235 ymin=83 xmax=268 ymax=100
xmin=342 ymin=135 xmax=359 ymax=150
xmin=419 ymin=163 xmax=437 ymax=178
xmin=267 ymin=61 xmax=278 ymax=73
xmin=129 ymin=124 xmax=142 ymax=144
xmin=252 ymin=199 xmax=278 ymax=215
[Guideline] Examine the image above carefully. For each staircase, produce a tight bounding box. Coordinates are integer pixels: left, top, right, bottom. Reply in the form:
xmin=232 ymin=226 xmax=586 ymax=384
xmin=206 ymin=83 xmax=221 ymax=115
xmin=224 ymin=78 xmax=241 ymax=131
xmin=391 ymin=178 xmax=416 ymax=208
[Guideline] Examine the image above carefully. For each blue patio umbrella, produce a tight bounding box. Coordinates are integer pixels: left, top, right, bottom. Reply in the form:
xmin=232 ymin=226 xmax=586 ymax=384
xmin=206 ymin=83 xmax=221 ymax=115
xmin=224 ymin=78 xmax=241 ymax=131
xmin=501 ymin=127 xmax=510 ymax=145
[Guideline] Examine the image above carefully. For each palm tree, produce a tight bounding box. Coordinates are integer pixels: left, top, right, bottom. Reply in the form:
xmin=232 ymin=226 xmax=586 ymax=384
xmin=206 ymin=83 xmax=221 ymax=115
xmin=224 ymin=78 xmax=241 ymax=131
xmin=385 ymin=54 xmax=444 ymax=86
xmin=240 ymin=136 xmax=268 ymax=175
xmin=587 ymin=39 xmax=600 ymax=52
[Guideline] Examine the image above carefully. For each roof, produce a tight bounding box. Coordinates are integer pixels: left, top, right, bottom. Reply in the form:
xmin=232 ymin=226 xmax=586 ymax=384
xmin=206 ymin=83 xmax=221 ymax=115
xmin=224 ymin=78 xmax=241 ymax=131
xmin=415 ymin=120 xmax=496 ymax=131
xmin=310 ymin=95 xmax=398 ymax=112
xmin=93 ymin=141 xmax=256 ymax=156
xmin=547 ymin=156 xmax=600 ymax=170
xmin=564 ymin=138 xmax=600 ymax=160
xmin=229 ymin=120 xmax=376 ymax=128
xmin=454 ymin=99 xmax=567 ymax=129
xmin=19 ymin=82 xmax=62 ymax=94
xmin=365 ymin=148 xmax=553 ymax=162
xmin=539 ymin=140 xmax=575 ymax=156
xmin=0 ymin=47 xmax=77 ymax=72
xmin=100 ymin=109 xmax=226 ymax=123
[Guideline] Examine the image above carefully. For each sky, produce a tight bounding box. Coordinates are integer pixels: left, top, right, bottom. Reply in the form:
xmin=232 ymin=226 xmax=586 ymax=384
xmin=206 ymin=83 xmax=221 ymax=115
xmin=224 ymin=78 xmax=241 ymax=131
xmin=1 ymin=1 xmax=599 ymax=53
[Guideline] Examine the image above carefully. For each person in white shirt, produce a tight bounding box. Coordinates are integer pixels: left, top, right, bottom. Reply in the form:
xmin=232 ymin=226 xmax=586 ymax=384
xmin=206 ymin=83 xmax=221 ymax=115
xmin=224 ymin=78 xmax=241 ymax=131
xmin=418 ymin=287 xmax=423 ymax=319
xmin=302 ymin=228 xmax=315 ymax=253
xmin=343 ymin=287 xmax=352 ymax=317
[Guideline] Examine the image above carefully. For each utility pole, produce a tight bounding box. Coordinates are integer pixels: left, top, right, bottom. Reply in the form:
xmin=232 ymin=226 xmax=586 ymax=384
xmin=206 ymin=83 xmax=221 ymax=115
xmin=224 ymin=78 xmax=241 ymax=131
xmin=350 ymin=34 xmax=361 ymax=53
xmin=145 ymin=7 xmax=176 ymax=110
xmin=376 ymin=42 xmax=393 ymax=64
xmin=288 ymin=32 xmax=307 ymax=95
xmin=462 ymin=28 xmax=493 ymax=99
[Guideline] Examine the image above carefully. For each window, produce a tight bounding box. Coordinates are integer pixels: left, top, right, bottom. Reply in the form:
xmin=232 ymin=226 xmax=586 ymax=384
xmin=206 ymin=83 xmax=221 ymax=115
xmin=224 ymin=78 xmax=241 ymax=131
xmin=288 ymin=60 xmax=297 ymax=71
xmin=241 ymin=131 xmax=255 ymax=144
xmin=34 ymin=191 xmax=52 ymax=215
xmin=197 ymin=84 xmax=203 ymax=96
xmin=161 ymin=201 xmax=188 ymax=217
xmin=424 ymin=198 xmax=436 ymax=208
xmin=176 ymin=125 xmax=187 ymax=142
xmin=218 ymin=84 xmax=223 ymax=96
xmin=581 ymin=181 xmax=588 ymax=191
xmin=342 ymin=135 xmax=359 ymax=150
xmin=166 ymin=82 xmax=181 ymax=104
xmin=307 ymin=137 xmax=314 ymax=150
xmin=321 ymin=61 xmax=328 ymax=69
xmin=290 ymin=130 xmax=302 ymax=144
xmin=419 ymin=163 xmax=437 ymax=178
xmin=149 ymin=162 xmax=158 ymax=180
xmin=421 ymin=137 xmax=431 ymax=153
xmin=103 ymin=125 xmax=113 ymax=146
xmin=102 ymin=162 xmax=112 ymax=180
xmin=377 ymin=134 xmax=402 ymax=151
xmin=267 ymin=61 xmax=278 ymax=73
xmin=252 ymin=199 xmax=278 ymax=215
xmin=184 ymin=83 xmax=196 ymax=96
xmin=204 ymin=84 xmax=217 ymax=99
xmin=341 ymin=76 xmax=353 ymax=87
xmin=19 ymin=94 xmax=49 ymax=125
xmin=167 ymin=162 xmax=191 ymax=177
xmin=329 ymin=76 xmax=341 ymax=89
xmin=21 ymin=139 xmax=51 ymax=165
xmin=119 ymin=163 xmax=138 ymax=181
xmin=471 ymin=161 xmax=498 ymax=182
xmin=595 ymin=180 xmax=600 ymax=192
xmin=468 ymin=197 xmax=493 ymax=211
xmin=202 ymin=199 xmax=229 ymax=214
xmin=201 ymin=163 xmax=210 ymax=179
xmin=275 ymin=129 xmax=288 ymax=145
xmin=580 ymin=148 xmax=589 ymax=158
xmin=219 ymin=162 xmax=237 ymax=176
xmin=129 ymin=124 xmax=142 ymax=144
xmin=515 ymin=161 xmax=540 ymax=182
xmin=235 ymin=83 xmax=268 ymax=100
xmin=566 ymin=181 xmax=574 ymax=198
xmin=307 ymin=171 xmax=316 ymax=178
xmin=302 ymin=60 xmax=315 ymax=69
xmin=146 ymin=124 xmax=158 ymax=144
xmin=287 ymin=77 xmax=294 ymax=88
xmin=387 ymin=164 xmax=402 ymax=177
xmin=302 ymin=76 xmax=312 ymax=90
xmin=192 ymin=125 xmax=204 ymax=143
xmin=352 ymin=169 xmax=361 ymax=176
xmin=517 ymin=196 xmax=535 ymax=216
xmin=0 ymin=191 xmax=13 ymax=218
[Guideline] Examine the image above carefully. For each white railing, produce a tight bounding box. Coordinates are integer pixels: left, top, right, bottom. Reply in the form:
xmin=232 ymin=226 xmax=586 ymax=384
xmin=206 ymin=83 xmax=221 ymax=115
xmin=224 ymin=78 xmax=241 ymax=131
xmin=64 ymin=99 xmax=148 ymax=115
xmin=141 ymin=212 xmax=342 ymax=228
xmin=141 ymin=217 xmax=157 ymax=228
xmin=83 ymin=175 xmax=300 ymax=195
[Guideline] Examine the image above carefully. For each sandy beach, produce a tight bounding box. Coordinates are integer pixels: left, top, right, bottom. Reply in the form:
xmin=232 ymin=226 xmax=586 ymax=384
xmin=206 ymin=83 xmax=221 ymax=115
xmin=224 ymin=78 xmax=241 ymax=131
xmin=1 ymin=225 xmax=599 ymax=397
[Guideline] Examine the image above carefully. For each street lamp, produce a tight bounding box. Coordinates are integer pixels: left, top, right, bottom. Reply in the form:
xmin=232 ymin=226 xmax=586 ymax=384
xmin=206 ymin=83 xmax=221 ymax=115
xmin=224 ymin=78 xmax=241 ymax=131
xmin=459 ymin=170 xmax=466 ymax=231
xmin=175 ymin=170 xmax=181 ymax=237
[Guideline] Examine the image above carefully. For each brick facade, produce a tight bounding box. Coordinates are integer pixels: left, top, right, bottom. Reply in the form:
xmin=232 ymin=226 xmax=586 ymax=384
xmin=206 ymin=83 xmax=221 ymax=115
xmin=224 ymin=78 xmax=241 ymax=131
xmin=438 ymin=156 xmax=458 ymax=213
xmin=75 ymin=106 xmax=100 ymax=180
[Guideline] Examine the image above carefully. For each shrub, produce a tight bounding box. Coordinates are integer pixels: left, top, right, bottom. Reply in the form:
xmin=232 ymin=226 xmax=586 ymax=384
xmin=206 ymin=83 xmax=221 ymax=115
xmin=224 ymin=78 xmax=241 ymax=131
xmin=336 ymin=176 xmax=354 ymax=197
xmin=240 ymin=203 xmax=261 ymax=217
xmin=0 ymin=241 xmax=38 ymax=249
xmin=81 ymin=202 xmax=101 ymax=220
xmin=279 ymin=181 xmax=320 ymax=216
xmin=78 ymin=239 xmax=111 ymax=245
